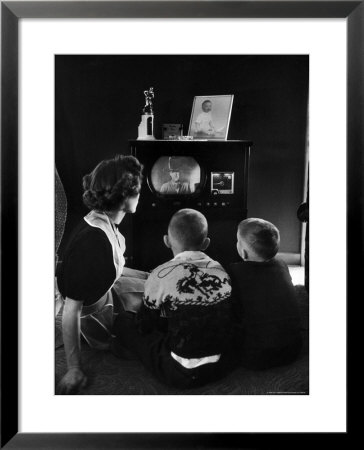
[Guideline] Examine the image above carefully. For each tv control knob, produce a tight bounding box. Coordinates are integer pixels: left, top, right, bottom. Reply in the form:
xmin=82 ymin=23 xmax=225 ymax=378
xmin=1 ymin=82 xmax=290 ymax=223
xmin=206 ymin=202 xmax=210 ymax=207
xmin=213 ymin=202 xmax=218 ymax=207
xmin=152 ymin=203 xmax=156 ymax=207
xmin=222 ymin=202 xmax=226 ymax=206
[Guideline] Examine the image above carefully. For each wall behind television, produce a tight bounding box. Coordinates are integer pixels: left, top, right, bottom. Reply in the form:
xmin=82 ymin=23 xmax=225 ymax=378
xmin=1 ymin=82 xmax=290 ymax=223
xmin=56 ymin=55 xmax=308 ymax=258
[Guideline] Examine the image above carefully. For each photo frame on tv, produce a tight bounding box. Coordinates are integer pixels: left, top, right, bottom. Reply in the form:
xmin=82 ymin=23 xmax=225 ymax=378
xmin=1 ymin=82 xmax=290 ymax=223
xmin=188 ymin=95 xmax=234 ymax=140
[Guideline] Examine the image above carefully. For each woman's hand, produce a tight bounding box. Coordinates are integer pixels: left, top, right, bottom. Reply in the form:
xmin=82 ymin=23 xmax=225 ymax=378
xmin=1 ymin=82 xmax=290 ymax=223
xmin=60 ymin=298 xmax=85 ymax=394
xmin=57 ymin=367 xmax=87 ymax=394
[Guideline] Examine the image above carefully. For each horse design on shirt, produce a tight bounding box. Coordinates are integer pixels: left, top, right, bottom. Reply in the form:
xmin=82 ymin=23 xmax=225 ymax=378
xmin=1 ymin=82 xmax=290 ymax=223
xmin=176 ymin=264 xmax=229 ymax=297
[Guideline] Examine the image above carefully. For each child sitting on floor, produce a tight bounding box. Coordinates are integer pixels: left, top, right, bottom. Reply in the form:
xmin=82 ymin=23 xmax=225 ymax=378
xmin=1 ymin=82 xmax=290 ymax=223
xmin=230 ymin=218 xmax=303 ymax=370
xmin=111 ymin=208 xmax=234 ymax=389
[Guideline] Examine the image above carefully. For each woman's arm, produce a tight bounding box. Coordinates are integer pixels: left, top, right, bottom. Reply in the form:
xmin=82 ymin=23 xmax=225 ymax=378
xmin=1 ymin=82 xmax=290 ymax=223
xmin=122 ymin=266 xmax=149 ymax=280
xmin=57 ymin=297 xmax=87 ymax=394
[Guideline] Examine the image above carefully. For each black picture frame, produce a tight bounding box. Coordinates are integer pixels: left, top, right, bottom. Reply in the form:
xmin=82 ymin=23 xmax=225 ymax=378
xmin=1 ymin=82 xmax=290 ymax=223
xmin=1 ymin=1 xmax=358 ymax=448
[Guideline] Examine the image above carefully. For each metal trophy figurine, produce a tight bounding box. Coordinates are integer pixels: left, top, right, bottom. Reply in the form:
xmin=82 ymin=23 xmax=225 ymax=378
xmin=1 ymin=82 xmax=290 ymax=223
xmin=137 ymin=87 xmax=155 ymax=140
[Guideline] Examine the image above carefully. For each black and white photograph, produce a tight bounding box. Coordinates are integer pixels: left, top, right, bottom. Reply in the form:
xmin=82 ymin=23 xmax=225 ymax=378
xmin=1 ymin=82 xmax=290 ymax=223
xmin=1 ymin=0 xmax=355 ymax=444
xmin=188 ymin=94 xmax=234 ymax=140
xmin=55 ymin=54 xmax=309 ymax=396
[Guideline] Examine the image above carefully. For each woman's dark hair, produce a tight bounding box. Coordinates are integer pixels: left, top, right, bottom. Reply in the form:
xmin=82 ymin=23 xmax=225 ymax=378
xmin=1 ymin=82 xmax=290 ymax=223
xmin=82 ymin=155 xmax=143 ymax=211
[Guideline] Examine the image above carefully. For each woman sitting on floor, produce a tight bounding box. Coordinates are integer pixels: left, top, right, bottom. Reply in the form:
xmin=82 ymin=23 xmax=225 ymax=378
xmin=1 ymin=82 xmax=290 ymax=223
xmin=57 ymin=154 xmax=148 ymax=394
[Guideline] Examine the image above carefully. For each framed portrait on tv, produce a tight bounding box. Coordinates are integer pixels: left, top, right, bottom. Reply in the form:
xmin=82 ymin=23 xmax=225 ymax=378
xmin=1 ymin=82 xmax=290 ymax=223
xmin=188 ymin=95 xmax=234 ymax=140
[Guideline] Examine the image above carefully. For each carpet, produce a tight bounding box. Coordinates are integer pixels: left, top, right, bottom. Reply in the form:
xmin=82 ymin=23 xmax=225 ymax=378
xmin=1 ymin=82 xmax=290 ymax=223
xmin=55 ymin=286 xmax=308 ymax=395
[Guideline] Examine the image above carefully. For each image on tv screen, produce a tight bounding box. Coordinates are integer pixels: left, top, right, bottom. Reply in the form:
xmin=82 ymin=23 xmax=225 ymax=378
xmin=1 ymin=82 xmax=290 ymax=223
xmin=150 ymin=156 xmax=201 ymax=195
xmin=211 ymin=172 xmax=235 ymax=194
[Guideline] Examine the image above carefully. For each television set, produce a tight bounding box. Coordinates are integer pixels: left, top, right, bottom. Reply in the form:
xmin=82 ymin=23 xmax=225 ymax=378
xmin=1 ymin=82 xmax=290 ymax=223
xmin=130 ymin=139 xmax=252 ymax=217
xmin=129 ymin=139 xmax=252 ymax=270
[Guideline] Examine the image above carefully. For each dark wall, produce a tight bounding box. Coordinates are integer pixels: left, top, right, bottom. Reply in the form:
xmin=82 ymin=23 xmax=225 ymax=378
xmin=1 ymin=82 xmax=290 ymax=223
xmin=56 ymin=55 xmax=308 ymax=257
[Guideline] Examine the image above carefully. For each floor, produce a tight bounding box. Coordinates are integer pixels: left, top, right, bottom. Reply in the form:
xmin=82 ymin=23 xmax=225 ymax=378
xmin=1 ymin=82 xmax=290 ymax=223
xmin=55 ymin=284 xmax=309 ymax=395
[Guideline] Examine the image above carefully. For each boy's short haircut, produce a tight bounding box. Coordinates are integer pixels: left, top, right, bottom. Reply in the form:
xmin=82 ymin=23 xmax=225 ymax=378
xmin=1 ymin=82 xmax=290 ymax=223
xmin=238 ymin=218 xmax=280 ymax=260
xmin=169 ymin=208 xmax=208 ymax=249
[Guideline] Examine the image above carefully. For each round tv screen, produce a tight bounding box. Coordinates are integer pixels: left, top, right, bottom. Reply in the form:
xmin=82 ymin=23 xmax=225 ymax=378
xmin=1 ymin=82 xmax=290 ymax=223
xmin=150 ymin=156 xmax=201 ymax=195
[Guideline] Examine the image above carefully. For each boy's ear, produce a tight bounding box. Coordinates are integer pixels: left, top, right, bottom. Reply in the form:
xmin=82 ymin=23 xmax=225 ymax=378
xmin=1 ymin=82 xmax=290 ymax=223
xmin=201 ymin=237 xmax=210 ymax=251
xmin=163 ymin=235 xmax=171 ymax=248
